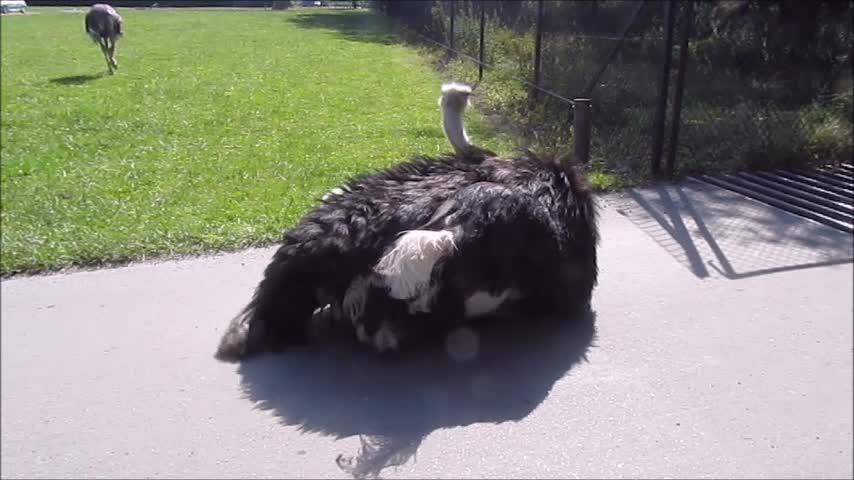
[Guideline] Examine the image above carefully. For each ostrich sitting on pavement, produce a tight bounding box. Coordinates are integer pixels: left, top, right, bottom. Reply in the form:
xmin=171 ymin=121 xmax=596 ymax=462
xmin=85 ymin=3 xmax=123 ymax=74
xmin=214 ymin=82 xmax=600 ymax=361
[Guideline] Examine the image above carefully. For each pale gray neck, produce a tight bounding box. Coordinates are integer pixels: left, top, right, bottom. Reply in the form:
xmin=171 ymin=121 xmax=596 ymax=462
xmin=442 ymin=103 xmax=470 ymax=154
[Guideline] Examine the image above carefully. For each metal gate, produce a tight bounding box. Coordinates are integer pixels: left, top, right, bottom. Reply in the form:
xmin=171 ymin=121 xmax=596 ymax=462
xmin=696 ymin=162 xmax=854 ymax=235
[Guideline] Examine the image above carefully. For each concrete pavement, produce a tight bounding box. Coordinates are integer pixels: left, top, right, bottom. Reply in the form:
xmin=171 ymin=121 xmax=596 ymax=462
xmin=2 ymin=179 xmax=852 ymax=479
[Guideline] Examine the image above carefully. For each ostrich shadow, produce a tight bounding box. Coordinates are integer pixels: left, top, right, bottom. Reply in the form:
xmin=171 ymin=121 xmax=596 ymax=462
xmin=49 ymin=73 xmax=106 ymax=85
xmin=237 ymin=309 xmax=597 ymax=479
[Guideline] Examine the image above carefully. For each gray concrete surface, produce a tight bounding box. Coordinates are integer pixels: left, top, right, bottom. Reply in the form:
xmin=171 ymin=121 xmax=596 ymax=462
xmin=2 ymin=180 xmax=852 ymax=479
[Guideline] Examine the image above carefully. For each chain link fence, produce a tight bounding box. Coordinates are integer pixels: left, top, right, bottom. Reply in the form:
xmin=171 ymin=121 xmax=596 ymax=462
xmin=372 ymin=0 xmax=853 ymax=181
xmin=673 ymin=1 xmax=853 ymax=176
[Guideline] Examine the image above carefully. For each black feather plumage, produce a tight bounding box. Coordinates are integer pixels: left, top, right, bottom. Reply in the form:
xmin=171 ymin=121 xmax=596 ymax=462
xmin=215 ymin=86 xmax=599 ymax=361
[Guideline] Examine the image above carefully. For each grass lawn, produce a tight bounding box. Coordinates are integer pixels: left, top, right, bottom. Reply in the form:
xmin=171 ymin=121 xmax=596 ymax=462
xmin=0 ymin=7 xmax=515 ymax=276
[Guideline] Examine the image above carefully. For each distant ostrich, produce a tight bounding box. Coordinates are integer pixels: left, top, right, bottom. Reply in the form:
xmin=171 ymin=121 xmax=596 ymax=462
xmin=215 ymin=82 xmax=599 ymax=361
xmin=85 ymin=3 xmax=123 ymax=74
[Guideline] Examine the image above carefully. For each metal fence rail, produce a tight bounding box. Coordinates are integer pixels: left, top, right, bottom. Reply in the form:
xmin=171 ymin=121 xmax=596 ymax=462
xmin=697 ymin=162 xmax=854 ymax=234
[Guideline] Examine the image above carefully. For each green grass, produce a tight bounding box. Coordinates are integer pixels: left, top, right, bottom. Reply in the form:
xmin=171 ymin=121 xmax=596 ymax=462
xmin=0 ymin=7 xmax=515 ymax=276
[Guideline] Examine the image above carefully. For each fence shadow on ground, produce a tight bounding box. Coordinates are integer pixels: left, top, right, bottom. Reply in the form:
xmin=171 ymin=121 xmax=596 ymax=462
xmin=237 ymin=310 xmax=596 ymax=479
xmin=607 ymin=179 xmax=854 ymax=280
xmin=285 ymin=10 xmax=400 ymax=46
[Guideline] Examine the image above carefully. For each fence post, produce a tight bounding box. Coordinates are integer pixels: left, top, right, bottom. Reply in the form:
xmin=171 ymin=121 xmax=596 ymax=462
xmin=449 ymin=1 xmax=456 ymax=54
xmin=650 ymin=0 xmax=677 ymax=177
xmin=531 ymin=0 xmax=544 ymax=101
xmin=478 ymin=1 xmax=486 ymax=81
xmin=573 ymin=99 xmax=593 ymax=165
xmin=665 ymin=1 xmax=693 ymax=178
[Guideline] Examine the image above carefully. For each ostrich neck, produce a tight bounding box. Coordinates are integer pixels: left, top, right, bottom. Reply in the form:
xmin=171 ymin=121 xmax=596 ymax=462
xmin=442 ymin=106 xmax=470 ymax=154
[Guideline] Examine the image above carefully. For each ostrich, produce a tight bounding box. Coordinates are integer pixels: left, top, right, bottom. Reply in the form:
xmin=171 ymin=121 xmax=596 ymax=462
xmin=85 ymin=3 xmax=123 ymax=74
xmin=215 ymin=82 xmax=599 ymax=361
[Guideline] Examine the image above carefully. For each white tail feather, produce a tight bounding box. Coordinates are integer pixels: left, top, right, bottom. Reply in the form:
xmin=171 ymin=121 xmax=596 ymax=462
xmin=374 ymin=230 xmax=457 ymax=300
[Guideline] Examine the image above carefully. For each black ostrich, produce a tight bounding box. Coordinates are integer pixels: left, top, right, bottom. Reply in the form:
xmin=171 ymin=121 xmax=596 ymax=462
xmin=215 ymin=82 xmax=599 ymax=360
xmin=85 ymin=3 xmax=123 ymax=74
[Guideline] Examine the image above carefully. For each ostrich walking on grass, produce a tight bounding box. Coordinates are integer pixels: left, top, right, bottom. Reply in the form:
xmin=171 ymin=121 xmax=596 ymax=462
xmin=215 ymin=82 xmax=599 ymax=361
xmin=85 ymin=3 xmax=123 ymax=74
